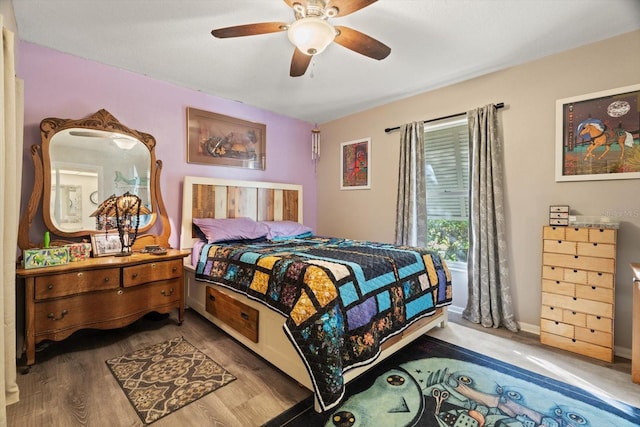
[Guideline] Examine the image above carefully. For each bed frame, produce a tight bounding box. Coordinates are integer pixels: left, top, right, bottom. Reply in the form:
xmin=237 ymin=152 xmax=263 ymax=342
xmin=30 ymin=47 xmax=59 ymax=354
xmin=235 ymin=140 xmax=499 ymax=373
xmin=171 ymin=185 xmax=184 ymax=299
xmin=179 ymin=176 xmax=448 ymax=411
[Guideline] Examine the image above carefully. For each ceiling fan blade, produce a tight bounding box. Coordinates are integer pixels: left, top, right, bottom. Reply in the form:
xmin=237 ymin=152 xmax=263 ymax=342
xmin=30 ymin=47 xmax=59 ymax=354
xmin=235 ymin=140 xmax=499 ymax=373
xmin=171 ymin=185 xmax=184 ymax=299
xmin=290 ymin=48 xmax=312 ymax=77
xmin=334 ymin=26 xmax=390 ymax=60
xmin=328 ymin=0 xmax=379 ymax=17
xmin=212 ymin=22 xmax=288 ymax=38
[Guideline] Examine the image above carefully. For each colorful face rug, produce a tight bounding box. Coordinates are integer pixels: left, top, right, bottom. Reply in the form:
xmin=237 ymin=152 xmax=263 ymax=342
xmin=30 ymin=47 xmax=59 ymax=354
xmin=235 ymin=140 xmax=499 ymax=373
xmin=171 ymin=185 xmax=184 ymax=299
xmin=263 ymin=335 xmax=640 ymax=427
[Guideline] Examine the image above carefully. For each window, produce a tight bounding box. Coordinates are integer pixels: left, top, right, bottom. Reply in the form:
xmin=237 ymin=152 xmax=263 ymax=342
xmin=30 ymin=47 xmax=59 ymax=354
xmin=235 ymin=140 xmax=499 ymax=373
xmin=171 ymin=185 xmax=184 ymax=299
xmin=425 ymin=117 xmax=469 ymax=264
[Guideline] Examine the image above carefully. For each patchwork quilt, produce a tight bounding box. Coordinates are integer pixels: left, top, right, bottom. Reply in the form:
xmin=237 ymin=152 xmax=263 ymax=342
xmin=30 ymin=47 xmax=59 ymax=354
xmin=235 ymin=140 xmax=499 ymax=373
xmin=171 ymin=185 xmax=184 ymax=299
xmin=195 ymin=236 xmax=452 ymax=411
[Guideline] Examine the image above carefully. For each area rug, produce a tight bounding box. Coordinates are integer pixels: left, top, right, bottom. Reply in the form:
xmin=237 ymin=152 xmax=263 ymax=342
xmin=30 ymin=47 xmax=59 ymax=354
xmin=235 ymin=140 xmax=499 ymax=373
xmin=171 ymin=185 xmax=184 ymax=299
xmin=263 ymin=335 xmax=640 ymax=427
xmin=106 ymin=336 xmax=236 ymax=424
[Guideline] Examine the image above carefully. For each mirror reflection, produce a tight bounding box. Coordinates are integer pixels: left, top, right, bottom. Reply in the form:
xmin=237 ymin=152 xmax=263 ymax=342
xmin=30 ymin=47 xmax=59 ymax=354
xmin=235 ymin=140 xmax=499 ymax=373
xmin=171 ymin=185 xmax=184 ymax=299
xmin=49 ymin=128 xmax=152 ymax=232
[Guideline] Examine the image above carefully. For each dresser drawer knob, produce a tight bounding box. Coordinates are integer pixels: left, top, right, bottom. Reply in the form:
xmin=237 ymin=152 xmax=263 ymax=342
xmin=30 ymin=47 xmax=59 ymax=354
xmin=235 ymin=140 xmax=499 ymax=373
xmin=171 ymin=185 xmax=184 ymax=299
xmin=161 ymin=288 xmax=174 ymax=296
xmin=77 ymin=272 xmax=83 ymax=278
xmin=241 ymin=312 xmax=249 ymax=320
xmin=47 ymin=309 xmax=68 ymax=320
xmin=104 ymin=277 xmax=109 ymax=282
xmin=172 ymin=267 xmax=177 ymax=272
xmin=209 ymin=294 xmax=216 ymax=302
xmin=47 ymin=284 xmax=54 ymax=290
xmin=151 ymin=263 xmax=157 ymax=269
xmin=117 ymin=289 xmax=123 ymax=295
xmin=132 ymin=273 xmax=138 ymax=279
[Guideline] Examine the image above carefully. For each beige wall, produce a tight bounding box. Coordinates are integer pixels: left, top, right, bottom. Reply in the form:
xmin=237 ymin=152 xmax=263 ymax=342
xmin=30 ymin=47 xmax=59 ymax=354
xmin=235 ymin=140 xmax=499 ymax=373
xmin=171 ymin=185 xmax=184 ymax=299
xmin=317 ymin=30 xmax=640 ymax=355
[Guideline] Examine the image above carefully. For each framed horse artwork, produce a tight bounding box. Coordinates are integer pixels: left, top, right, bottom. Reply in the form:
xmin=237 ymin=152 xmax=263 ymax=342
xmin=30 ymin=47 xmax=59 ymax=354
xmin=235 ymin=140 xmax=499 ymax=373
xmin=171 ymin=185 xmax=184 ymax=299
xmin=555 ymin=84 xmax=640 ymax=181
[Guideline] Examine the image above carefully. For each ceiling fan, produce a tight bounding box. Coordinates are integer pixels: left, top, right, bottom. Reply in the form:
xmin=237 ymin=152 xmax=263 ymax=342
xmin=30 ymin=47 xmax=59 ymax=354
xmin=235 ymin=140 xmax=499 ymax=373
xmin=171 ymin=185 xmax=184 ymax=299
xmin=211 ymin=0 xmax=391 ymax=77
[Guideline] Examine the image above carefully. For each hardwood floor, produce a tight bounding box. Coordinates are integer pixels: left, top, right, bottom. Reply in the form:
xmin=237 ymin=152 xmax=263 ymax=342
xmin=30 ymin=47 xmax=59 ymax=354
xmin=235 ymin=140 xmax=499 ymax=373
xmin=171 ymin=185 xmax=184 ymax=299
xmin=7 ymin=309 xmax=639 ymax=426
xmin=7 ymin=309 xmax=311 ymax=427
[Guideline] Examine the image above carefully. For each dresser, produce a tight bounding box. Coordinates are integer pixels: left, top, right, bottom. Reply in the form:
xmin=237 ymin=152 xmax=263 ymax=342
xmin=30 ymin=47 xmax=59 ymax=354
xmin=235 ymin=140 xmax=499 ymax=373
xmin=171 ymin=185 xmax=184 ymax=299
xmin=540 ymin=225 xmax=617 ymax=362
xmin=16 ymin=249 xmax=189 ymax=367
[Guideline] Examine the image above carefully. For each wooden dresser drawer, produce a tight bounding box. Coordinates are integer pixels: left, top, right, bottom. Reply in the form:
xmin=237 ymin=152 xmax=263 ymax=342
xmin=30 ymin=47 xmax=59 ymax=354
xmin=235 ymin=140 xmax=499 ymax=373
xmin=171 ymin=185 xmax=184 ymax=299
xmin=587 ymin=271 xmax=614 ymax=288
xmin=577 ymin=242 xmax=615 ymax=258
xmin=542 ymin=279 xmax=574 ymax=296
xmin=541 ymin=292 xmax=612 ymax=318
xmin=542 ymin=253 xmax=615 ymax=273
xmin=123 ymin=259 xmax=182 ymax=287
xmin=542 ymin=265 xmax=564 ymax=281
xmin=540 ymin=332 xmax=613 ymax=362
xmin=543 ymin=226 xmax=565 ymax=240
xmin=589 ymin=228 xmax=616 ymax=244
xmin=543 ymin=240 xmax=576 ymax=255
xmin=586 ymin=314 xmax=612 ymax=333
xmin=565 ymin=227 xmax=589 ymax=242
xmin=575 ymin=326 xmax=612 ymax=347
xmin=540 ymin=318 xmax=574 ymax=338
xmin=34 ymin=280 xmax=182 ymax=337
xmin=575 ymin=284 xmax=614 ymax=304
xmin=34 ymin=268 xmax=120 ymax=300
xmin=206 ymin=287 xmax=259 ymax=343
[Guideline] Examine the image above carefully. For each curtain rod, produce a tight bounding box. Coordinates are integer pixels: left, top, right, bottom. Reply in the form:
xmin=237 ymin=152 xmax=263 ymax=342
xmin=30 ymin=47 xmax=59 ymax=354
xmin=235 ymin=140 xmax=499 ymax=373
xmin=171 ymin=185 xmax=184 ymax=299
xmin=384 ymin=102 xmax=505 ymax=133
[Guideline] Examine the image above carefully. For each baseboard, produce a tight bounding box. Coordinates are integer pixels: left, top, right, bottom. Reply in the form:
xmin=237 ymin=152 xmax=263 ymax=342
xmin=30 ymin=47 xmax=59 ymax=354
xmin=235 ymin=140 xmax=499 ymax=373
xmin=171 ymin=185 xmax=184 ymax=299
xmin=448 ymin=304 xmax=632 ymax=360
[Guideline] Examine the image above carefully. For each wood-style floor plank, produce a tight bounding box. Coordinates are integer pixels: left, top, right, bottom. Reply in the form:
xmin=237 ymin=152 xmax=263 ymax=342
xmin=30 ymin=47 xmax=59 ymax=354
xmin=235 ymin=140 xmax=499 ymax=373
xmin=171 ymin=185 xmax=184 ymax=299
xmin=7 ymin=309 xmax=311 ymax=427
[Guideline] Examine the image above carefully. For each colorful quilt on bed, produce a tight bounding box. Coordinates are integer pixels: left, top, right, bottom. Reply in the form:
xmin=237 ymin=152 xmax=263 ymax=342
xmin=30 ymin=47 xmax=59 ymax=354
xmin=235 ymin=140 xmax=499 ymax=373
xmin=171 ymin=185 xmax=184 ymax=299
xmin=194 ymin=236 xmax=452 ymax=411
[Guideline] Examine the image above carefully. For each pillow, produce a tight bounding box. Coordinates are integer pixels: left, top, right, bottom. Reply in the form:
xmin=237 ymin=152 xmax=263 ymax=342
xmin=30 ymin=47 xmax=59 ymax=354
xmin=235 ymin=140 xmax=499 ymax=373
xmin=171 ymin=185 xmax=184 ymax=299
xmin=193 ymin=217 xmax=269 ymax=243
xmin=259 ymin=220 xmax=313 ymax=240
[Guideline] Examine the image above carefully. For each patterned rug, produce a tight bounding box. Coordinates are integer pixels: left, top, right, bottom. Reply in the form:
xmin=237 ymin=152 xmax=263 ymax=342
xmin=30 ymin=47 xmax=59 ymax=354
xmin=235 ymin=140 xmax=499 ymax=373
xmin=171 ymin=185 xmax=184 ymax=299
xmin=106 ymin=336 xmax=236 ymax=424
xmin=263 ymin=335 xmax=640 ymax=427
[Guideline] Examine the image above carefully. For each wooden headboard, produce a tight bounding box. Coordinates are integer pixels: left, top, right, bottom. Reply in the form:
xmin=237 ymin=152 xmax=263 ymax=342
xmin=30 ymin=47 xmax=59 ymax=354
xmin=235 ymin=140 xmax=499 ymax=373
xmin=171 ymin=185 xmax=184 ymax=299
xmin=180 ymin=176 xmax=303 ymax=251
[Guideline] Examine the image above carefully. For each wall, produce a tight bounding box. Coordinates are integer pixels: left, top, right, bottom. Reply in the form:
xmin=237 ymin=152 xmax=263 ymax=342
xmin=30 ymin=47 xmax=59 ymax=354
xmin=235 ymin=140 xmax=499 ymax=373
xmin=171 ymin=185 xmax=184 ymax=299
xmin=17 ymin=42 xmax=317 ymax=249
xmin=316 ymin=30 xmax=640 ymax=355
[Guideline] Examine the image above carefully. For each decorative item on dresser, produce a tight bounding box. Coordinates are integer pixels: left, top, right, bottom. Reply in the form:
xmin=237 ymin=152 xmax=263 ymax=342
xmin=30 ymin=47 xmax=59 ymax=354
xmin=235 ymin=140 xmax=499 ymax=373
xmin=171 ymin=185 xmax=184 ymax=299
xmin=16 ymin=109 xmax=189 ymax=369
xmin=540 ymin=225 xmax=617 ymax=362
xmin=631 ymin=263 xmax=640 ymax=384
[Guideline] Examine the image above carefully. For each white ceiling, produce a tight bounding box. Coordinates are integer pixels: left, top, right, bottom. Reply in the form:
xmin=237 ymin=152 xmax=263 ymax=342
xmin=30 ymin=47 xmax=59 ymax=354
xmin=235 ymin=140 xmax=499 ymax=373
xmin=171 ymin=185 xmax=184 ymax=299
xmin=11 ymin=0 xmax=640 ymax=124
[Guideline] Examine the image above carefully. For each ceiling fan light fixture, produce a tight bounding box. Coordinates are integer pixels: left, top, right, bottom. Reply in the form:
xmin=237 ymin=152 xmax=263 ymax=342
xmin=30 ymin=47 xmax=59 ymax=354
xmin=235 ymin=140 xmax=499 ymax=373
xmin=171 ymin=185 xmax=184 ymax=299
xmin=287 ymin=17 xmax=336 ymax=56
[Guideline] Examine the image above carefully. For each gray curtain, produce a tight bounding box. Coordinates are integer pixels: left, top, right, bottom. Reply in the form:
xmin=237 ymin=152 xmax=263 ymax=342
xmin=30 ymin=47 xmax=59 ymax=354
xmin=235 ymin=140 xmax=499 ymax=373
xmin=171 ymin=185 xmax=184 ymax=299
xmin=395 ymin=121 xmax=427 ymax=247
xmin=463 ymin=104 xmax=519 ymax=332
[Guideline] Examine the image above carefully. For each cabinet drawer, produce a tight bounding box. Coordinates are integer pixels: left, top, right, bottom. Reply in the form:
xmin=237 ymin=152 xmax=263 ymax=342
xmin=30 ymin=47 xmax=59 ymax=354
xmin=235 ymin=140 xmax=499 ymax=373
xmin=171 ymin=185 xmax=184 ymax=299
xmin=540 ymin=305 xmax=563 ymax=321
xmin=588 ymin=228 xmax=616 ymax=244
xmin=543 ymin=226 xmax=565 ymax=240
xmin=587 ymin=271 xmax=614 ymax=288
xmin=123 ymin=259 xmax=182 ymax=287
xmin=565 ymin=227 xmax=589 ymax=242
xmin=563 ymin=268 xmax=587 ymax=284
xmin=542 ymin=253 xmax=615 ymax=273
xmin=540 ymin=318 xmax=574 ymax=338
xmin=541 ymin=293 xmax=612 ymax=318
xmin=576 ymin=242 xmax=615 ymax=258
xmin=542 ymin=279 xmax=574 ymax=296
xmin=586 ymin=314 xmax=612 ymax=333
xmin=34 ymin=279 xmax=182 ymax=336
xmin=562 ymin=309 xmax=586 ymax=327
xmin=542 ymin=265 xmax=564 ymax=281
xmin=543 ymin=240 xmax=576 ymax=255
xmin=575 ymin=284 xmax=614 ymax=304
xmin=540 ymin=332 xmax=613 ymax=362
xmin=575 ymin=326 xmax=612 ymax=348
xmin=34 ymin=268 xmax=120 ymax=300
xmin=206 ymin=287 xmax=258 ymax=343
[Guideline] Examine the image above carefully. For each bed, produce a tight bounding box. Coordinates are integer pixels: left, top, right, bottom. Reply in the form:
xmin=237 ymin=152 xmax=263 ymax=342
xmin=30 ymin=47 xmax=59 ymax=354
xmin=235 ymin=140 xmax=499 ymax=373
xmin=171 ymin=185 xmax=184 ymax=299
xmin=179 ymin=176 xmax=452 ymax=411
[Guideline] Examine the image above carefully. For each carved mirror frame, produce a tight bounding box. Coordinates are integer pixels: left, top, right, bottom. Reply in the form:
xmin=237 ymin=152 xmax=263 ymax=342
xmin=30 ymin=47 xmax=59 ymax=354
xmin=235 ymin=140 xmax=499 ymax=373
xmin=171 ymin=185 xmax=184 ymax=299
xmin=18 ymin=109 xmax=171 ymax=250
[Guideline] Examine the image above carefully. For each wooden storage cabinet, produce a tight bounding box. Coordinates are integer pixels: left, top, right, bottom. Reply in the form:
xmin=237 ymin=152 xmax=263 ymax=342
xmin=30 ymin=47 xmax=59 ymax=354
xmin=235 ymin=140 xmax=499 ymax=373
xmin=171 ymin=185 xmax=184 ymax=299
xmin=540 ymin=225 xmax=616 ymax=362
xmin=17 ymin=250 xmax=189 ymax=367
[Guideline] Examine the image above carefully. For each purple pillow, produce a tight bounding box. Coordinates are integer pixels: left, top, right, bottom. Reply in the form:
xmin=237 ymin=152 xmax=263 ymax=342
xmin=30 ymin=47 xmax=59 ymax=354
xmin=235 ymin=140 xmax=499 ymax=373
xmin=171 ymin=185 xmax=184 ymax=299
xmin=193 ymin=217 xmax=269 ymax=243
xmin=259 ymin=221 xmax=313 ymax=240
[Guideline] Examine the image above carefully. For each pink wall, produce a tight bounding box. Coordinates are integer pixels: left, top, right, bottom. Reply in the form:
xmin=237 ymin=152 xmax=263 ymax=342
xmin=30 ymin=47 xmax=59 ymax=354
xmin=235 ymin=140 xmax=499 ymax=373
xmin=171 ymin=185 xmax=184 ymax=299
xmin=17 ymin=41 xmax=317 ymax=248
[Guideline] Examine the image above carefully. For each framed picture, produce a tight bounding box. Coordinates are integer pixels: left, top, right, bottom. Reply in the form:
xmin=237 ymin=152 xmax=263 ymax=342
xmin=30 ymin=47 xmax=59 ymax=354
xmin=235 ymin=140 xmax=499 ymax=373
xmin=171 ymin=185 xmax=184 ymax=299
xmin=91 ymin=232 xmax=123 ymax=257
xmin=187 ymin=107 xmax=266 ymax=170
xmin=555 ymin=83 xmax=640 ymax=182
xmin=340 ymin=138 xmax=371 ymax=190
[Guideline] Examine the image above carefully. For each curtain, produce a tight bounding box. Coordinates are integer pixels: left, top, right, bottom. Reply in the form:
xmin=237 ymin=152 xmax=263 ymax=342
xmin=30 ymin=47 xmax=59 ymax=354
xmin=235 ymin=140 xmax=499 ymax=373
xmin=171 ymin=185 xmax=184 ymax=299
xmin=1 ymin=15 xmax=23 ymax=420
xmin=463 ymin=104 xmax=518 ymax=332
xmin=395 ymin=121 xmax=427 ymax=247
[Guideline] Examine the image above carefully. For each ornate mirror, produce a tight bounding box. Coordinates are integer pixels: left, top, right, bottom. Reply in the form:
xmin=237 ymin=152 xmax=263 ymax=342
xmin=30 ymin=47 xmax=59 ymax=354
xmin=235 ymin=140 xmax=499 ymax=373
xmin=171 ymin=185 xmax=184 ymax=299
xmin=18 ymin=109 xmax=170 ymax=250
